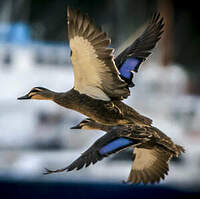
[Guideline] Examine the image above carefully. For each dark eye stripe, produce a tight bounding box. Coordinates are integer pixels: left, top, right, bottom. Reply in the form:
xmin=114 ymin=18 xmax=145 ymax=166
xmin=81 ymin=119 xmax=92 ymax=124
xmin=31 ymin=89 xmax=40 ymax=92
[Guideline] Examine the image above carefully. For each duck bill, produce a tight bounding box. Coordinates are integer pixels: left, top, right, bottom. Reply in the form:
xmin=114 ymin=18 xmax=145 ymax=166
xmin=17 ymin=94 xmax=31 ymax=100
xmin=70 ymin=124 xmax=82 ymax=129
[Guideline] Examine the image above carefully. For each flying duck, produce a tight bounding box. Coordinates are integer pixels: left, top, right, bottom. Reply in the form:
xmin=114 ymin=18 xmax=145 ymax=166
xmin=18 ymin=7 xmax=164 ymax=126
xmin=44 ymin=118 xmax=184 ymax=184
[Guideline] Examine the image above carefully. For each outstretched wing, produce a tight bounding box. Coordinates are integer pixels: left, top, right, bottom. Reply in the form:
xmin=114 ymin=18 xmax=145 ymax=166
xmin=126 ymin=146 xmax=172 ymax=184
xmin=44 ymin=131 xmax=142 ymax=175
xmin=115 ymin=12 xmax=164 ymax=87
xmin=68 ymin=7 xmax=130 ymax=101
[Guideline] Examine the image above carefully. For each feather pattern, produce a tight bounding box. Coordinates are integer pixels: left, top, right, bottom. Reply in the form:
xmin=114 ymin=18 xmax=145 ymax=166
xmin=44 ymin=124 xmax=184 ymax=185
xmin=67 ymin=7 xmax=130 ymax=101
xmin=115 ymin=12 xmax=164 ymax=87
xmin=99 ymin=138 xmax=134 ymax=155
xmin=119 ymin=58 xmax=140 ymax=86
xmin=127 ymin=147 xmax=171 ymax=184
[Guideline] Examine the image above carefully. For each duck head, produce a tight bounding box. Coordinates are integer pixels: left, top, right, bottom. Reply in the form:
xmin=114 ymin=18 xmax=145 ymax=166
xmin=17 ymin=87 xmax=55 ymax=100
xmin=70 ymin=118 xmax=96 ymax=130
xmin=71 ymin=118 xmax=112 ymax=132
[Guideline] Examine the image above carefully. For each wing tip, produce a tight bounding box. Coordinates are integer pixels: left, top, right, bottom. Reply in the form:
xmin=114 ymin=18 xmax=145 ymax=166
xmin=151 ymin=11 xmax=165 ymax=29
xmin=67 ymin=6 xmax=73 ymax=18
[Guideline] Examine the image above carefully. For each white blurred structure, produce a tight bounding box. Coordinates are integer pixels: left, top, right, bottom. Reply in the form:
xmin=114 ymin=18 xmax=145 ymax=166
xmin=0 ymin=43 xmax=200 ymax=188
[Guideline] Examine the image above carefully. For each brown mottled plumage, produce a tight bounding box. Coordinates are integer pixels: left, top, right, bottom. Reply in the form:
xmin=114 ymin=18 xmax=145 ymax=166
xmin=18 ymin=7 xmax=163 ymax=126
xmin=45 ymin=119 xmax=184 ymax=184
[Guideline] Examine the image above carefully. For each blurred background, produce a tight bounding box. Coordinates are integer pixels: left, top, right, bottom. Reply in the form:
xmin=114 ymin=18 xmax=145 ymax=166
xmin=0 ymin=0 xmax=200 ymax=198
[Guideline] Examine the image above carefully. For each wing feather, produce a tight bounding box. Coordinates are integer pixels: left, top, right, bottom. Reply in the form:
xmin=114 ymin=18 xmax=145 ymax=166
xmin=43 ymin=130 xmax=140 ymax=175
xmin=67 ymin=7 xmax=129 ymax=101
xmin=115 ymin=12 xmax=164 ymax=86
xmin=127 ymin=146 xmax=172 ymax=184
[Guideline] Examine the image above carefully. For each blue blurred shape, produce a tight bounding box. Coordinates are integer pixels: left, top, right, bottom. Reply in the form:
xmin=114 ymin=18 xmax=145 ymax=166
xmin=0 ymin=24 xmax=11 ymax=42
xmin=9 ymin=23 xmax=31 ymax=44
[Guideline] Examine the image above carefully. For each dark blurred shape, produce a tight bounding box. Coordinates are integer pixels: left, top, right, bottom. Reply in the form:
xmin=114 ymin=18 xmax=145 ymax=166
xmin=1 ymin=0 xmax=200 ymax=72
xmin=158 ymin=0 xmax=174 ymax=66
xmin=33 ymin=111 xmax=65 ymax=150
xmin=109 ymin=149 xmax=133 ymax=162
xmin=171 ymin=155 xmax=185 ymax=165
xmin=2 ymin=52 xmax=11 ymax=65
xmin=0 ymin=180 xmax=200 ymax=199
xmin=187 ymin=77 xmax=200 ymax=95
xmin=38 ymin=112 xmax=63 ymax=126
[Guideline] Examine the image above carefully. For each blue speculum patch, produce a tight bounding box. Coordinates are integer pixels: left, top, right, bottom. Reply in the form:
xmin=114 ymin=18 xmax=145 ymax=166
xmin=99 ymin=138 xmax=133 ymax=155
xmin=119 ymin=58 xmax=140 ymax=79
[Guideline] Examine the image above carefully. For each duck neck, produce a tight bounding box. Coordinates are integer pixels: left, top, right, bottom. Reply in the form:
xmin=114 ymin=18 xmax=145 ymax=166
xmin=45 ymin=90 xmax=58 ymax=100
xmin=88 ymin=121 xmax=113 ymax=132
xmin=52 ymin=89 xmax=76 ymax=109
xmin=33 ymin=89 xmax=58 ymax=101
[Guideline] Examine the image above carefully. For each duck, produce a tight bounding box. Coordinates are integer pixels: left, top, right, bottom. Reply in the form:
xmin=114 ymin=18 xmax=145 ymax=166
xmin=44 ymin=118 xmax=185 ymax=184
xmin=18 ymin=7 xmax=164 ymax=126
